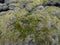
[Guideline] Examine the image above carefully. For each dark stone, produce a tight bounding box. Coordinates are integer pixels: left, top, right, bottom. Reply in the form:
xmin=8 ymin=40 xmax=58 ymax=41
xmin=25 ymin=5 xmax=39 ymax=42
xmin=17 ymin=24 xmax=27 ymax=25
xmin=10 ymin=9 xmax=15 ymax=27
xmin=44 ymin=3 xmax=60 ymax=7
xmin=0 ymin=7 xmax=9 ymax=12
xmin=0 ymin=0 xmax=5 ymax=3
xmin=0 ymin=5 xmax=9 ymax=12
xmin=54 ymin=3 xmax=60 ymax=7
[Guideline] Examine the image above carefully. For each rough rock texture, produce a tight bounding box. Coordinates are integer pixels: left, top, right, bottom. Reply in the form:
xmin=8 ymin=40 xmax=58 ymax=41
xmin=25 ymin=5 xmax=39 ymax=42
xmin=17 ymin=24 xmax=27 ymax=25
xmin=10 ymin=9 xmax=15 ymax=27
xmin=0 ymin=0 xmax=60 ymax=45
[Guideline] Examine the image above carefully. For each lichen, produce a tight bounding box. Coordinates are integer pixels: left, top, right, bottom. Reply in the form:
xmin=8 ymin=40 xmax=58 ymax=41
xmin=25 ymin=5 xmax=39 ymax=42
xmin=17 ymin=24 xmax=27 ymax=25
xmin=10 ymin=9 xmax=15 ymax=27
xmin=0 ymin=0 xmax=60 ymax=45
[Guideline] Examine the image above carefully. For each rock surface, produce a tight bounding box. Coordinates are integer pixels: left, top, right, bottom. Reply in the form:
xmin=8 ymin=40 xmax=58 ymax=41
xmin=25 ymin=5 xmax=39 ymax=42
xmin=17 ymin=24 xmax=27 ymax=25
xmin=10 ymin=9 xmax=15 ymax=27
xmin=0 ymin=0 xmax=60 ymax=45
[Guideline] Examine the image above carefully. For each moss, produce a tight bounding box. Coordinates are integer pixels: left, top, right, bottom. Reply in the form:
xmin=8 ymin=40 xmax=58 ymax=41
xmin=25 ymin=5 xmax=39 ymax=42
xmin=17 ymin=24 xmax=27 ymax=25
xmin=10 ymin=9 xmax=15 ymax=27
xmin=0 ymin=0 xmax=60 ymax=45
